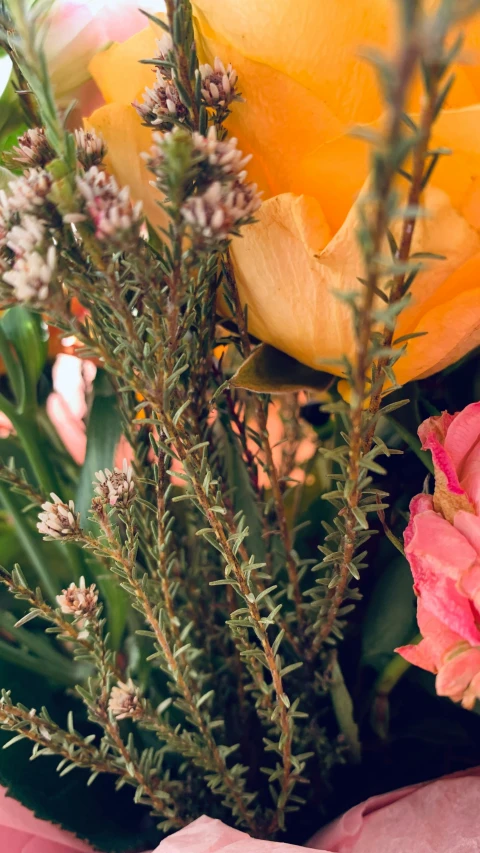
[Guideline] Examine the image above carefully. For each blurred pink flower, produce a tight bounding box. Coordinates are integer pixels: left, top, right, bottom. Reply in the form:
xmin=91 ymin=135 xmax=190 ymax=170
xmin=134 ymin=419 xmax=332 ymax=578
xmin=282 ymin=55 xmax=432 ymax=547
xmin=47 ymin=353 xmax=96 ymax=465
xmin=397 ymin=403 xmax=480 ymax=708
xmin=44 ymin=0 xmax=162 ymax=111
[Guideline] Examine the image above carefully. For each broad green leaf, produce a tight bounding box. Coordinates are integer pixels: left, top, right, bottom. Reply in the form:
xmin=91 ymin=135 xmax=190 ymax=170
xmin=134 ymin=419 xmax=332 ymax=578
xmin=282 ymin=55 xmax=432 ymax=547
xmin=231 ymin=343 xmax=334 ymax=394
xmin=361 ymin=554 xmax=417 ymax=673
xmin=75 ymin=370 xmax=127 ymax=649
xmin=1 ymin=306 xmax=48 ymax=411
xmin=0 ymin=62 xmax=25 ymax=144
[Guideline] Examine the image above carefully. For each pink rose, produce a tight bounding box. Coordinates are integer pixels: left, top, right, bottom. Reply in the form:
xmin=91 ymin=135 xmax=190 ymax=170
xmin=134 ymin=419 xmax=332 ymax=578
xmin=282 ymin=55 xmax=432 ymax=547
xmin=418 ymin=402 xmax=480 ymax=521
xmin=44 ymin=0 xmax=161 ymax=108
xmin=397 ymin=402 xmax=480 ymax=708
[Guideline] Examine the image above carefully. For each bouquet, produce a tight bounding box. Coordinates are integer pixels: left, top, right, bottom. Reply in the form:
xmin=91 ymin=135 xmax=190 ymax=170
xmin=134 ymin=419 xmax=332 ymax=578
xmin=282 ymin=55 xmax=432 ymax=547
xmin=0 ymin=0 xmax=480 ymax=850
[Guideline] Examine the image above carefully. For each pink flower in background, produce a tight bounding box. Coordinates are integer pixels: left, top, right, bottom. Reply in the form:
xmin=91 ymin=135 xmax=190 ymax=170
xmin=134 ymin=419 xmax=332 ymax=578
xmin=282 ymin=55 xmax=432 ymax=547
xmin=44 ymin=0 xmax=161 ymax=110
xmin=397 ymin=403 xmax=480 ymax=708
xmin=47 ymin=353 xmax=96 ymax=465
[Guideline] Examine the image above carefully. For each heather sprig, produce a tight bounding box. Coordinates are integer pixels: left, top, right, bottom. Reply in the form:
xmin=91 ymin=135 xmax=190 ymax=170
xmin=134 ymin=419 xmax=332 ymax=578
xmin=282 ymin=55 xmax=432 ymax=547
xmin=0 ymin=0 xmax=476 ymax=844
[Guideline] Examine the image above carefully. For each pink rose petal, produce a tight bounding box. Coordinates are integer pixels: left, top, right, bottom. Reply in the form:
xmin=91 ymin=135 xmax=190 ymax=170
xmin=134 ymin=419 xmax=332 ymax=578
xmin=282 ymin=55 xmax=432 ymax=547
xmin=0 ymin=787 xmax=91 ymax=853
xmin=152 ymin=815 xmax=322 ymax=853
xmin=311 ymin=773 xmax=480 ymax=853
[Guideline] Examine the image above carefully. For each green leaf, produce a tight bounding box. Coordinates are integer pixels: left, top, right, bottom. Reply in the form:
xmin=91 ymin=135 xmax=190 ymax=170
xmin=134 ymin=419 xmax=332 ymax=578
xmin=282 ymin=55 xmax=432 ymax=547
xmin=0 ymin=63 xmax=26 ymax=147
xmin=75 ymin=370 xmax=127 ymax=649
xmin=75 ymin=370 xmax=122 ymax=524
xmin=361 ymin=555 xmax=416 ymax=673
xmin=231 ymin=344 xmax=334 ymax=394
xmin=1 ymin=306 xmax=47 ymax=411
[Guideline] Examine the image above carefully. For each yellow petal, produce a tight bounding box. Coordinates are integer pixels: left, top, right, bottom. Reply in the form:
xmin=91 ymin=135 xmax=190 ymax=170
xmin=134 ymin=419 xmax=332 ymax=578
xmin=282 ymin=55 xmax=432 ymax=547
xmin=85 ymin=103 xmax=165 ymax=229
xmin=88 ymin=22 xmax=159 ymax=105
xmin=397 ymin=284 xmax=480 ymax=384
xmin=232 ymin=183 xmax=480 ymax=383
xmin=196 ymin=29 xmax=367 ymax=231
xmin=395 ymin=186 xmax=480 ymax=340
xmin=230 ymin=193 xmax=357 ymax=371
xmin=193 ymin=0 xmax=393 ymax=126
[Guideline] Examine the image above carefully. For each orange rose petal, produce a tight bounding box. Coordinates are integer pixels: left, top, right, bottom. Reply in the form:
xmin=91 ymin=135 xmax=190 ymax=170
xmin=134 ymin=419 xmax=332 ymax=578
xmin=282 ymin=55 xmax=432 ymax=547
xmin=193 ymin=0 xmax=393 ymax=125
xmin=88 ymin=23 xmax=159 ymax=105
xmin=85 ymin=103 xmax=165 ymax=230
xmin=396 ymin=287 xmax=480 ymax=384
xmin=196 ymin=30 xmax=344 ymax=203
xmin=395 ymin=186 xmax=480 ymax=336
xmin=231 ymin=193 xmax=361 ymax=371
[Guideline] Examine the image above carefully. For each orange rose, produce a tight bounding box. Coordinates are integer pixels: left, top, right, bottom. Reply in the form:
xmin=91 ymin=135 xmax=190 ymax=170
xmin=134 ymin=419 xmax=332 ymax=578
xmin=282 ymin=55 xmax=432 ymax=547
xmin=87 ymin=2 xmax=480 ymax=383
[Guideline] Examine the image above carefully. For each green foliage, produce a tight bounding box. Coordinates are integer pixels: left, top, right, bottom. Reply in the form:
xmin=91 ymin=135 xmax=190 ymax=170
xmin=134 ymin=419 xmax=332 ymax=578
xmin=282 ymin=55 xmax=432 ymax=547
xmin=232 ymin=344 xmax=334 ymax=394
xmin=0 ymin=0 xmax=478 ymax=848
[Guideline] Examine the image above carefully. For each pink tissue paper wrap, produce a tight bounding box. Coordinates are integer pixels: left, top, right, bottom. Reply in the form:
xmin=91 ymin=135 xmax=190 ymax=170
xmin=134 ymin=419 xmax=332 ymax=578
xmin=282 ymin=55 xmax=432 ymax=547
xmin=2 ymin=768 xmax=480 ymax=852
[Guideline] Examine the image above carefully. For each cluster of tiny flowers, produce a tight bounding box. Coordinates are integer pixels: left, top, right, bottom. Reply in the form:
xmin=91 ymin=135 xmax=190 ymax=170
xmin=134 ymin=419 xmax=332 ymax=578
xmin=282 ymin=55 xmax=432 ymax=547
xmin=94 ymin=459 xmax=135 ymax=508
xmin=198 ymin=57 xmax=241 ymax=110
xmin=3 ymin=243 xmax=56 ymax=301
xmin=74 ymin=128 xmax=107 ymax=169
xmin=37 ymin=493 xmax=81 ymax=540
xmin=10 ymin=128 xmax=55 ymax=168
xmin=57 ymin=577 xmax=98 ymax=619
xmin=2 ymin=212 xmax=56 ymax=302
xmin=192 ymin=126 xmax=253 ymax=186
xmin=108 ymin=679 xmax=140 ymax=720
xmin=75 ymin=167 xmax=143 ymax=243
xmin=0 ymin=157 xmax=57 ymax=301
xmin=182 ymin=180 xmax=261 ymax=244
xmin=134 ymin=34 xmax=189 ymax=127
xmin=6 ymin=169 xmax=53 ymax=214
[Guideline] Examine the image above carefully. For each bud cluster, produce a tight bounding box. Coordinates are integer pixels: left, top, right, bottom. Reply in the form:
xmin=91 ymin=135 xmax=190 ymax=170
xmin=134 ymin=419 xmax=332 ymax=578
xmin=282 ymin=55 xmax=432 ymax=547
xmin=57 ymin=577 xmax=98 ymax=619
xmin=145 ymin=126 xmax=261 ymax=247
xmin=75 ymin=128 xmax=108 ymax=170
xmin=134 ymin=34 xmax=189 ymax=128
xmin=0 ymin=167 xmax=56 ymax=302
xmin=94 ymin=460 xmax=135 ymax=508
xmin=108 ymin=679 xmax=140 ymax=720
xmin=198 ymin=57 xmax=242 ymax=119
xmin=37 ymin=493 xmax=82 ymax=540
xmin=75 ymin=166 xmax=143 ymax=244
xmin=10 ymin=128 xmax=55 ymax=169
xmin=182 ymin=179 xmax=261 ymax=245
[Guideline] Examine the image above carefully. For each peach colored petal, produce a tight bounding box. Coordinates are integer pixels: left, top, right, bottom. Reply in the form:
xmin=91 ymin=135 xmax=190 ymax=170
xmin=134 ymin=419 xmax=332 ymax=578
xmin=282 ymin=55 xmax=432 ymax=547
xmin=436 ymin=648 xmax=480 ymax=700
xmin=88 ymin=23 xmax=158 ymax=105
xmin=404 ymin=504 xmax=480 ymax=645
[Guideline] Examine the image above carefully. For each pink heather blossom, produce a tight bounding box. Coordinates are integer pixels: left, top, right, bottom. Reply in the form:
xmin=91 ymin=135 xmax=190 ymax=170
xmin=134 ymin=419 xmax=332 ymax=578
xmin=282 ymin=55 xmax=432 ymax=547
xmin=397 ymin=403 xmax=480 ymax=708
